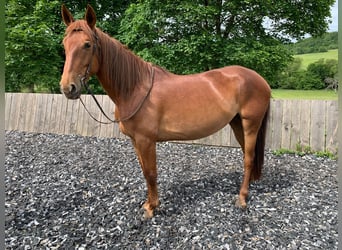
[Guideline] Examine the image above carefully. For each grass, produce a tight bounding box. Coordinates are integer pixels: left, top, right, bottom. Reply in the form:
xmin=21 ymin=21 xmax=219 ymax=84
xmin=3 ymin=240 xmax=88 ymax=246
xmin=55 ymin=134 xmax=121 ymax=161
xmin=272 ymin=147 xmax=337 ymax=159
xmin=271 ymin=89 xmax=338 ymax=100
xmin=294 ymin=49 xmax=338 ymax=70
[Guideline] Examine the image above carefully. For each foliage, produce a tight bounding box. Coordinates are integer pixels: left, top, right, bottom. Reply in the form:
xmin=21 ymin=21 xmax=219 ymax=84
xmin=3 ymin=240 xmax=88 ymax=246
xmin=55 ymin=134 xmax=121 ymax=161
xmin=288 ymin=32 xmax=338 ymax=54
xmin=119 ymin=0 xmax=334 ymax=87
xmin=307 ymin=59 xmax=337 ymax=81
xmin=5 ymin=0 xmax=63 ymax=92
xmin=277 ymin=57 xmax=338 ymax=90
xmin=5 ymin=0 xmax=335 ymax=93
xmin=5 ymin=0 xmax=134 ymax=93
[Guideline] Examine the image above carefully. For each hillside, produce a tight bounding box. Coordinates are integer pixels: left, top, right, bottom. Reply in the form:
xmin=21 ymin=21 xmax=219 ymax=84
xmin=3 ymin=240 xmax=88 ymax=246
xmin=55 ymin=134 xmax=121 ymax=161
xmin=293 ymin=49 xmax=338 ymax=70
xmin=288 ymin=32 xmax=338 ymax=54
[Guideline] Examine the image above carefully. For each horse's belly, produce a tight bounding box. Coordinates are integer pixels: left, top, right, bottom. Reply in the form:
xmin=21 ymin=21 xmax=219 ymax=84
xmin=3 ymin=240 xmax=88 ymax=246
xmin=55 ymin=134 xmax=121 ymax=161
xmin=157 ymin=108 xmax=236 ymax=141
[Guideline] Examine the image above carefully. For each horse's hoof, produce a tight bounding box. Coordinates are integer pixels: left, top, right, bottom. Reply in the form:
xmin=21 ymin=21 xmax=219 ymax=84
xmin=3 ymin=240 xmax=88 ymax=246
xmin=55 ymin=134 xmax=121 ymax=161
xmin=142 ymin=202 xmax=154 ymax=219
xmin=235 ymin=197 xmax=247 ymax=209
xmin=143 ymin=210 xmax=154 ymax=219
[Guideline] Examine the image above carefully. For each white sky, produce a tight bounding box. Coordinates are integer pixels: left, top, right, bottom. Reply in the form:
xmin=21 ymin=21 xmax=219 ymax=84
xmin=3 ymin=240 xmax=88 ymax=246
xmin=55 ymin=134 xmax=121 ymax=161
xmin=328 ymin=0 xmax=338 ymax=32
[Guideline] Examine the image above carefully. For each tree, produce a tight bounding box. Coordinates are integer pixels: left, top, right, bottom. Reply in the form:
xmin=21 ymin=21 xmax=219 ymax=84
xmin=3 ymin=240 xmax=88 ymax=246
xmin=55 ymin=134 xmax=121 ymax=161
xmin=5 ymin=0 xmax=135 ymax=93
xmin=119 ymin=0 xmax=335 ymax=87
xmin=5 ymin=0 xmax=63 ymax=92
xmin=5 ymin=0 xmax=335 ymax=92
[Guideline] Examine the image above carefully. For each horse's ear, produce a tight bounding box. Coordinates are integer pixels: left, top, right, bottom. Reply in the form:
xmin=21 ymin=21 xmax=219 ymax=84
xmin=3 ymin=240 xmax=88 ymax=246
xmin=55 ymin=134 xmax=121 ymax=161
xmin=85 ymin=4 xmax=96 ymax=29
xmin=61 ymin=4 xmax=74 ymax=26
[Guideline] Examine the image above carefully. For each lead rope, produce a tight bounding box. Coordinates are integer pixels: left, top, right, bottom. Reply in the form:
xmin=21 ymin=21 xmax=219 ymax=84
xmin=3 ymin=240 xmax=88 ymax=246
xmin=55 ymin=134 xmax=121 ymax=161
xmin=80 ymin=66 xmax=155 ymax=124
xmin=79 ymin=87 xmax=117 ymax=124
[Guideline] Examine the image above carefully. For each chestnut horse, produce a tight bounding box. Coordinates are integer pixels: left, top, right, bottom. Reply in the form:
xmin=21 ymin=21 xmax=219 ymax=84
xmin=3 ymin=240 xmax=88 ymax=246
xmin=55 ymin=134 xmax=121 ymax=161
xmin=60 ymin=5 xmax=271 ymax=218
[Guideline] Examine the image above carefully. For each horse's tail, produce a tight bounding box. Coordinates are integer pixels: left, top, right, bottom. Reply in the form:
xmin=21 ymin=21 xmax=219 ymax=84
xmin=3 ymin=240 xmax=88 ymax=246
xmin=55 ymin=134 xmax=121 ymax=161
xmin=251 ymin=104 xmax=270 ymax=181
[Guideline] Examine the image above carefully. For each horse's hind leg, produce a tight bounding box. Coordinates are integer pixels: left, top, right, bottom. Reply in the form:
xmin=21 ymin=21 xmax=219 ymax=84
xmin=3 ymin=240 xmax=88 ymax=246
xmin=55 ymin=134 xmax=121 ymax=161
xmin=132 ymin=137 xmax=160 ymax=219
xmin=233 ymin=117 xmax=262 ymax=208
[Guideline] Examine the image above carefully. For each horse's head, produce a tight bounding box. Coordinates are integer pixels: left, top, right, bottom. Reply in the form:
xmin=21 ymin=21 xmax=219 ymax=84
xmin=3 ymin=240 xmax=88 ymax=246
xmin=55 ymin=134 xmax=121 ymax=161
xmin=60 ymin=4 xmax=99 ymax=99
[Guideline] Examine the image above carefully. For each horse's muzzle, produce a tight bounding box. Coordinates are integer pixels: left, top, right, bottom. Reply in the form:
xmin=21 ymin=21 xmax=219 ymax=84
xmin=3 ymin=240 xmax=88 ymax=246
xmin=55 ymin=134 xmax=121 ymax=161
xmin=61 ymin=82 xmax=81 ymax=99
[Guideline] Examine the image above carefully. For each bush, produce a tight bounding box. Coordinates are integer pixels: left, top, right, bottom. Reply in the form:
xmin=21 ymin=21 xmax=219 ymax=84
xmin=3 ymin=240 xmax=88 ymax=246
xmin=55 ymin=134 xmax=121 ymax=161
xmin=278 ymin=71 xmax=323 ymax=90
xmin=296 ymin=72 xmax=325 ymax=89
xmin=278 ymin=58 xmax=338 ymax=90
xmin=307 ymin=59 xmax=337 ymax=82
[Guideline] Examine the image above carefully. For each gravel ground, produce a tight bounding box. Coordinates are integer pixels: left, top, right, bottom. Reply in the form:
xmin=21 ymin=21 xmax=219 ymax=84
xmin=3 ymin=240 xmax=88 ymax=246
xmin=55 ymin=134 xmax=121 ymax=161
xmin=5 ymin=130 xmax=337 ymax=249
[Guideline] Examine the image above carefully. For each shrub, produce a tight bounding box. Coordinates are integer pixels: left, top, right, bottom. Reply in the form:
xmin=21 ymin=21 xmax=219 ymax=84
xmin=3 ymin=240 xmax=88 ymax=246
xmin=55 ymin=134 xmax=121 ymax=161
xmin=307 ymin=59 xmax=337 ymax=83
xmin=278 ymin=58 xmax=338 ymax=90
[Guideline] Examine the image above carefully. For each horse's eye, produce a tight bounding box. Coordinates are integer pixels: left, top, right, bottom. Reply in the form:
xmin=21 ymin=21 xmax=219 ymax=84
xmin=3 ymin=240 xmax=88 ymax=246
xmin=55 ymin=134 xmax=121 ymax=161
xmin=84 ymin=42 xmax=91 ymax=49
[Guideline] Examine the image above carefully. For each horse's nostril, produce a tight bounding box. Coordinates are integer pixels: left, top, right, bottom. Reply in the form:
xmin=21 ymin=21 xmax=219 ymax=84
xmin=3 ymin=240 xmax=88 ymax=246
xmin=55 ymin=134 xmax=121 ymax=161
xmin=70 ymin=84 xmax=77 ymax=94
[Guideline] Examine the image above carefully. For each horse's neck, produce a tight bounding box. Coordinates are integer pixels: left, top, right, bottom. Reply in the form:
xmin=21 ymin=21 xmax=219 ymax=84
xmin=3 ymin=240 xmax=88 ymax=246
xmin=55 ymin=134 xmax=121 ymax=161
xmin=95 ymin=32 xmax=154 ymax=119
xmin=95 ymin=32 xmax=147 ymax=103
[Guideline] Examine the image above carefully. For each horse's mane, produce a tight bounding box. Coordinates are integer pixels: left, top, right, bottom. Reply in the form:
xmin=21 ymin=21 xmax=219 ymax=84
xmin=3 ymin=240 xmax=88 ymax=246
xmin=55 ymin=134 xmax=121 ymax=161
xmin=65 ymin=20 xmax=151 ymax=100
xmin=96 ymin=27 xmax=152 ymax=99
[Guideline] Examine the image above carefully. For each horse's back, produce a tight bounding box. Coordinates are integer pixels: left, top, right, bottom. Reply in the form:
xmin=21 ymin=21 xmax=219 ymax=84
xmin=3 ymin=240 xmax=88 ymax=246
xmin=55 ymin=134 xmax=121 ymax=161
xmin=220 ymin=65 xmax=270 ymax=91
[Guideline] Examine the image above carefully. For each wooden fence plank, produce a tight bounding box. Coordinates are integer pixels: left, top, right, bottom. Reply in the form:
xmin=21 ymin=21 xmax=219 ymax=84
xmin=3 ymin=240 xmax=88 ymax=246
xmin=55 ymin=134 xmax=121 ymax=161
xmin=223 ymin=126 xmax=232 ymax=147
xmin=8 ymin=93 xmax=22 ymax=131
xmin=281 ymin=99 xmax=292 ymax=149
xmin=79 ymin=95 xmax=89 ymax=136
xmin=97 ymin=95 xmax=115 ymax=138
xmin=289 ymin=100 xmax=301 ymax=150
xmin=229 ymin=126 xmax=240 ymax=148
xmin=99 ymin=95 xmax=112 ymax=138
xmin=84 ymin=95 xmax=98 ymax=137
xmin=24 ymin=94 xmax=37 ymax=132
xmin=325 ymin=100 xmax=338 ymax=153
xmin=69 ymin=99 xmax=81 ymax=135
xmin=31 ymin=94 xmax=43 ymax=133
xmin=265 ymin=103 xmax=273 ymax=149
xmin=42 ymin=94 xmax=53 ymax=134
xmin=39 ymin=94 xmax=50 ymax=133
xmin=84 ymin=95 xmax=101 ymax=137
xmin=270 ymin=99 xmax=283 ymax=150
xmin=16 ymin=93 xmax=27 ymax=132
xmin=97 ymin=95 xmax=106 ymax=137
xmin=5 ymin=93 xmax=13 ymax=131
xmin=299 ymin=100 xmax=311 ymax=148
xmin=75 ymin=96 xmax=86 ymax=136
xmin=99 ymin=95 xmax=109 ymax=138
xmin=59 ymin=94 xmax=69 ymax=134
xmin=96 ymin=95 xmax=114 ymax=137
xmin=53 ymin=94 xmax=65 ymax=135
xmin=310 ymin=100 xmax=326 ymax=151
xmin=73 ymin=99 xmax=82 ymax=135
xmin=94 ymin=95 xmax=106 ymax=137
xmin=18 ymin=93 xmax=26 ymax=131
xmin=49 ymin=94 xmax=62 ymax=134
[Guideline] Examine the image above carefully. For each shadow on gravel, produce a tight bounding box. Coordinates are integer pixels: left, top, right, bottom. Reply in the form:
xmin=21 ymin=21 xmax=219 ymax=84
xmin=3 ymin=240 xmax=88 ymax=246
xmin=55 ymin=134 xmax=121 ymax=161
xmin=158 ymin=166 xmax=296 ymax=216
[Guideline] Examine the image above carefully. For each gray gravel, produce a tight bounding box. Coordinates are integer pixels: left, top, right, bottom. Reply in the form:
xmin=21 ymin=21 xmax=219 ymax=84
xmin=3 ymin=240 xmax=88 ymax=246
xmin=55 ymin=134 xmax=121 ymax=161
xmin=5 ymin=130 xmax=337 ymax=249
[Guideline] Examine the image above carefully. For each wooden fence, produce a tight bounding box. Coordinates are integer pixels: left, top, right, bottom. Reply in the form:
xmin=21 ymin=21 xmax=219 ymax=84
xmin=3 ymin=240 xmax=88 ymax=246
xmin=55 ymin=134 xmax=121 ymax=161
xmin=5 ymin=93 xmax=338 ymax=153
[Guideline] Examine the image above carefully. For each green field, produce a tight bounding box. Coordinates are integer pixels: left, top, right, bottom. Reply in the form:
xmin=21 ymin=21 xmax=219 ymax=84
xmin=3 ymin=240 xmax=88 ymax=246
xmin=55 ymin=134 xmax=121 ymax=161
xmin=271 ymin=89 xmax=338 ymax=100
xmin=294 ymin=49 xmax=338 ymax=70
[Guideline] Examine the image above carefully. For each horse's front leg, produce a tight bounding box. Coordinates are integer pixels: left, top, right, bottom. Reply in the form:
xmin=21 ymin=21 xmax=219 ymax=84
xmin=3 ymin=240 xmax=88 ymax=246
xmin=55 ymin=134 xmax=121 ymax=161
xmin=132 ymin=137 xmax=160 ymax=219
